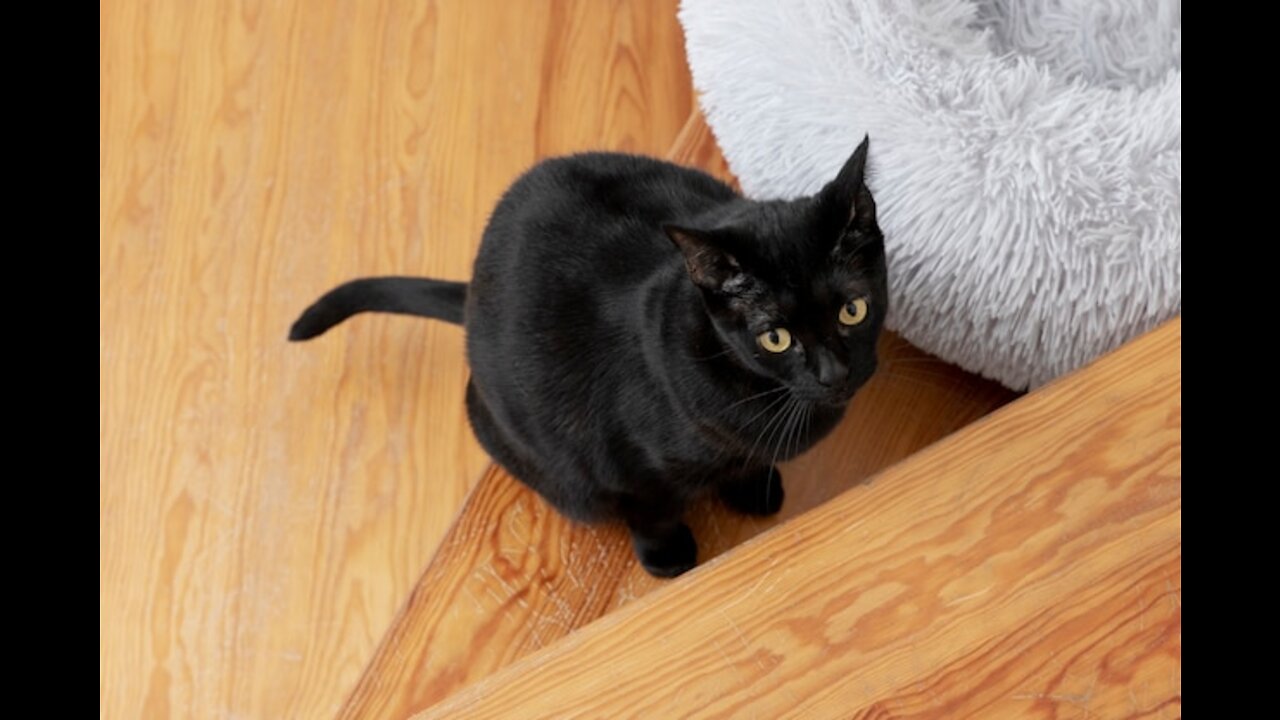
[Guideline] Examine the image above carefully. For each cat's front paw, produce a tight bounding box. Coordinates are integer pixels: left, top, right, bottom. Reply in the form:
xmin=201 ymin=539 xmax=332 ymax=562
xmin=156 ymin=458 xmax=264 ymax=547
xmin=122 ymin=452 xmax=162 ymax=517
xmin=632 ymin=523 xmax=698 ymax=578
xmin=719 ymin=467 xmax=785 ymax=516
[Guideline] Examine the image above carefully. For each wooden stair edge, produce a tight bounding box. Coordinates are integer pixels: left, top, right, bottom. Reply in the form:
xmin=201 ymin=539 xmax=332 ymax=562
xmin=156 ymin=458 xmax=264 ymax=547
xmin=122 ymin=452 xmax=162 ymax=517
xmin=418 ymin=318 xmax=1182 ymax=719
xmin=339 ymin=108 xmax=1018 ymax=718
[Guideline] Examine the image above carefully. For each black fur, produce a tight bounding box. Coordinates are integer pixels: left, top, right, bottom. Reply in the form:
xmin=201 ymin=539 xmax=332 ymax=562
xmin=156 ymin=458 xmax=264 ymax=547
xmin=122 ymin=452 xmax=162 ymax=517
xmin=289 ymin=277 xmax=467 ymax=340
xmin=292 ymin=138 xmax=888 ymax=577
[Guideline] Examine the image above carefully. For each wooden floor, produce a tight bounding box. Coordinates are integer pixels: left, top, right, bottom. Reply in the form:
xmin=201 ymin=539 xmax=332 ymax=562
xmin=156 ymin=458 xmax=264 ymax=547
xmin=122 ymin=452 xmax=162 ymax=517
xmin=100 ymin=2 xmax=695 ymax=717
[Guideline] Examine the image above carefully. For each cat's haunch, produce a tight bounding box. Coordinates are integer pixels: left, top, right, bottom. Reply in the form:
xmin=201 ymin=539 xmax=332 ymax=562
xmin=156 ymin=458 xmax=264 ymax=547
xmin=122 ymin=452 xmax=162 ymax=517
xmin=292 ymin=137 xmax=887 ymax=577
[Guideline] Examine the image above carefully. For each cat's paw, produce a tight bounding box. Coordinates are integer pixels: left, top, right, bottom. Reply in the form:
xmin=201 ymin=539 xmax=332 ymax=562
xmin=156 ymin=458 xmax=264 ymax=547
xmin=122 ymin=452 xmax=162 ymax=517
xmin=632 ymin=523 xmax=698 ymax=578
xmin=719 ymin=467 xmax=785 ymax=516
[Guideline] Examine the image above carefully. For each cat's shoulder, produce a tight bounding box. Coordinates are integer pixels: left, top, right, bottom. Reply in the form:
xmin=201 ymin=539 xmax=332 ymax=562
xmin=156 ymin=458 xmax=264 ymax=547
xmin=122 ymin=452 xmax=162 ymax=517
xmin=517 ymin=152 xmax=736 ymax=197
xmin=534 ymin=151 xmax=697 ymax=174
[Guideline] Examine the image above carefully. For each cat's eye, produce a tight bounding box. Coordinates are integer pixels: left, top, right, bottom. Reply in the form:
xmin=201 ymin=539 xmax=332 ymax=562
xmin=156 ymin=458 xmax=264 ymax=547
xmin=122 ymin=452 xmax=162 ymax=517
xmin=838 ymin=298 xmax=869 ymax=326
xmin=757 ymin=328 xmax=792 ymax=353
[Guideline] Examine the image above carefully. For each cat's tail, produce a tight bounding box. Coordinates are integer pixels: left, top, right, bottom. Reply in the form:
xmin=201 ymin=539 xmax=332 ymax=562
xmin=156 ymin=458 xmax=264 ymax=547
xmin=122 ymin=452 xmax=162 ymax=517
xmin=288 ymin=276 xmax=467 ymax=340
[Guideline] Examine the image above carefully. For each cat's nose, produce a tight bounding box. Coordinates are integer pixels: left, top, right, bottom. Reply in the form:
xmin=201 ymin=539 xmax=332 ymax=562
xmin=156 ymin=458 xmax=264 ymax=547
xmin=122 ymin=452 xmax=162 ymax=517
xmin=813 ymin=350 xmax=849 ymax=387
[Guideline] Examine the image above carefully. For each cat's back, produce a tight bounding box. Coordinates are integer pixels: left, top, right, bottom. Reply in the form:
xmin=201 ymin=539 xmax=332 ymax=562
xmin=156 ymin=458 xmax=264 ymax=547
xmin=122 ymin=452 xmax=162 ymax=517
xmin=475 ymin=152 xmax=737 ymax=280
xmin=499 ymin=152 xmax=735 ymax=222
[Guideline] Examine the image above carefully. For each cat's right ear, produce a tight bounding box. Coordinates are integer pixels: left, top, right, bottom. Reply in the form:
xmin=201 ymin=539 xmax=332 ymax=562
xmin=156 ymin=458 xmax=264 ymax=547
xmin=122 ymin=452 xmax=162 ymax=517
xmin=822 ymin=135 xmax=876 ymax=231
xmin=663 ymin=225 xmax=741 ymax=291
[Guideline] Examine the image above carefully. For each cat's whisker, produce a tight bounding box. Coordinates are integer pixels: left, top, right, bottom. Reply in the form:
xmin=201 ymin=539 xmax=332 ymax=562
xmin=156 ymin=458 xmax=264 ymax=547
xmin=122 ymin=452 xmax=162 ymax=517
xmin=792 ymin=402 xmax=808 ymax=456
xmin=799 ymin=404 xmax=810 ymax=454
xmin=720 ymin=385 xmax=789 ymax=414
xmin=742 ymin=394 xmax=794 ymax=471
xmin=702 ymin=388 xmax=790 ymax=468
xmin=767 ymin=399 xmax=803 ymax=479
xmin=782 ymin=401 xmax=802 ymax=459
xmin=752 ymin=397 xmax=783 ymax=471
xmin=760 ymin=397 xmax=797 ymax=462
xmin=682 ymin=347 xmax=734 ymax=363
xmin=781 ymin=401 xmax=800 ymax=463
xmin=765 ymin=402 xmax=801 ymax=512
xmin=736 ymin=389 xmax=793 ymax=431
xmin=804 ymin=404 xmax=814 ymax=455
xmin=791 ymin=402 xmax=811 ymax=460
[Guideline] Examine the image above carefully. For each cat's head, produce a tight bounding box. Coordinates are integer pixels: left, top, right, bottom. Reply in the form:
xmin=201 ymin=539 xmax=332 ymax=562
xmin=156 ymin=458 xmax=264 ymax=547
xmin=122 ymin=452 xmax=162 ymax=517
xmin=666 ymin=137 xmax=887 ymax=406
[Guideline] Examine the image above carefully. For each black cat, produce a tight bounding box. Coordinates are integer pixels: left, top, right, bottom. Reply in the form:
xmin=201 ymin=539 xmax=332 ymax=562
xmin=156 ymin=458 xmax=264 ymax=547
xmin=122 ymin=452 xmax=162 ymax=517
xmin=291 ymin=137 xmax=887 ymax=577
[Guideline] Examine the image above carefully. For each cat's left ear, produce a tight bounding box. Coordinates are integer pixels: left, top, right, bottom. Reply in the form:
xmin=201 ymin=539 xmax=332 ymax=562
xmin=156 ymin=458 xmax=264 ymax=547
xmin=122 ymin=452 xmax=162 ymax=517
xmin=821 ymin=135 xmax=877 ymax=232
xmin=663 ymin=225 xmax=742 ymax=291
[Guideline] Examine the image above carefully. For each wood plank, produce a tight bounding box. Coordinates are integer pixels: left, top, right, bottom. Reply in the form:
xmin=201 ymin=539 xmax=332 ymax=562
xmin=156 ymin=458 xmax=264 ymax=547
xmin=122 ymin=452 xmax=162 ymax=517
xmin=99 ymin=2 xmax=692 ymax=717
xmin=340 ymin=109 xmax=1018 ymax=717
xmin=418 ymin=318 xmax=1182 ymax=719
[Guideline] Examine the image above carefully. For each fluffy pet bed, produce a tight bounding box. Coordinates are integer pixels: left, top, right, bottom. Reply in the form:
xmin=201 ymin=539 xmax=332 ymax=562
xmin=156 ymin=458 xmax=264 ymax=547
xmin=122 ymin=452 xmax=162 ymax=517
xmin=680 ymin=0 xmax=1181 ymax=388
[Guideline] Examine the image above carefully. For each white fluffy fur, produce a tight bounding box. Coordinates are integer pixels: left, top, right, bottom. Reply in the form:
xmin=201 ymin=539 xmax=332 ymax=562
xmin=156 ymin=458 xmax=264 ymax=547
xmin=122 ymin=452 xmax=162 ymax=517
xmin=680 ymin=0 xmax=1181 ymax=389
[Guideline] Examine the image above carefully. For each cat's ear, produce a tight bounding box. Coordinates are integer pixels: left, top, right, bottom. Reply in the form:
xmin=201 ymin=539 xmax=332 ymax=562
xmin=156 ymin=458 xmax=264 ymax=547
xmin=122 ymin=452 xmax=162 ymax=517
xmin=822 ymin=135 xmax=877 ymax=231
xmin=663 ymin=225 xmax=742 ymax=291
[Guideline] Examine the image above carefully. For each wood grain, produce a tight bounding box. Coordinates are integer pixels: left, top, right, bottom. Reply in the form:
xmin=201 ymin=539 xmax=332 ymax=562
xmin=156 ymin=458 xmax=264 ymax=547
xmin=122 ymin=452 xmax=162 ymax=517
xmin=418 ymin=318 xmax=1182 ymax=719
xmin=100 ymin=2 xmax=692 ymax=717
xmin=341 ymin=112 xmax=1018 ymax=717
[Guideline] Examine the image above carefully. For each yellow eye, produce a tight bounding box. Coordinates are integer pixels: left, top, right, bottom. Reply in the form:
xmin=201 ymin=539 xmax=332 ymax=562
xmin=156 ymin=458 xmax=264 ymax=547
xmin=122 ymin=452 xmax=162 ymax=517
xmin=839 ymin=298 xmax=869 ymax=326
xmin=757 ymin=327 xmax=792 ymax=353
